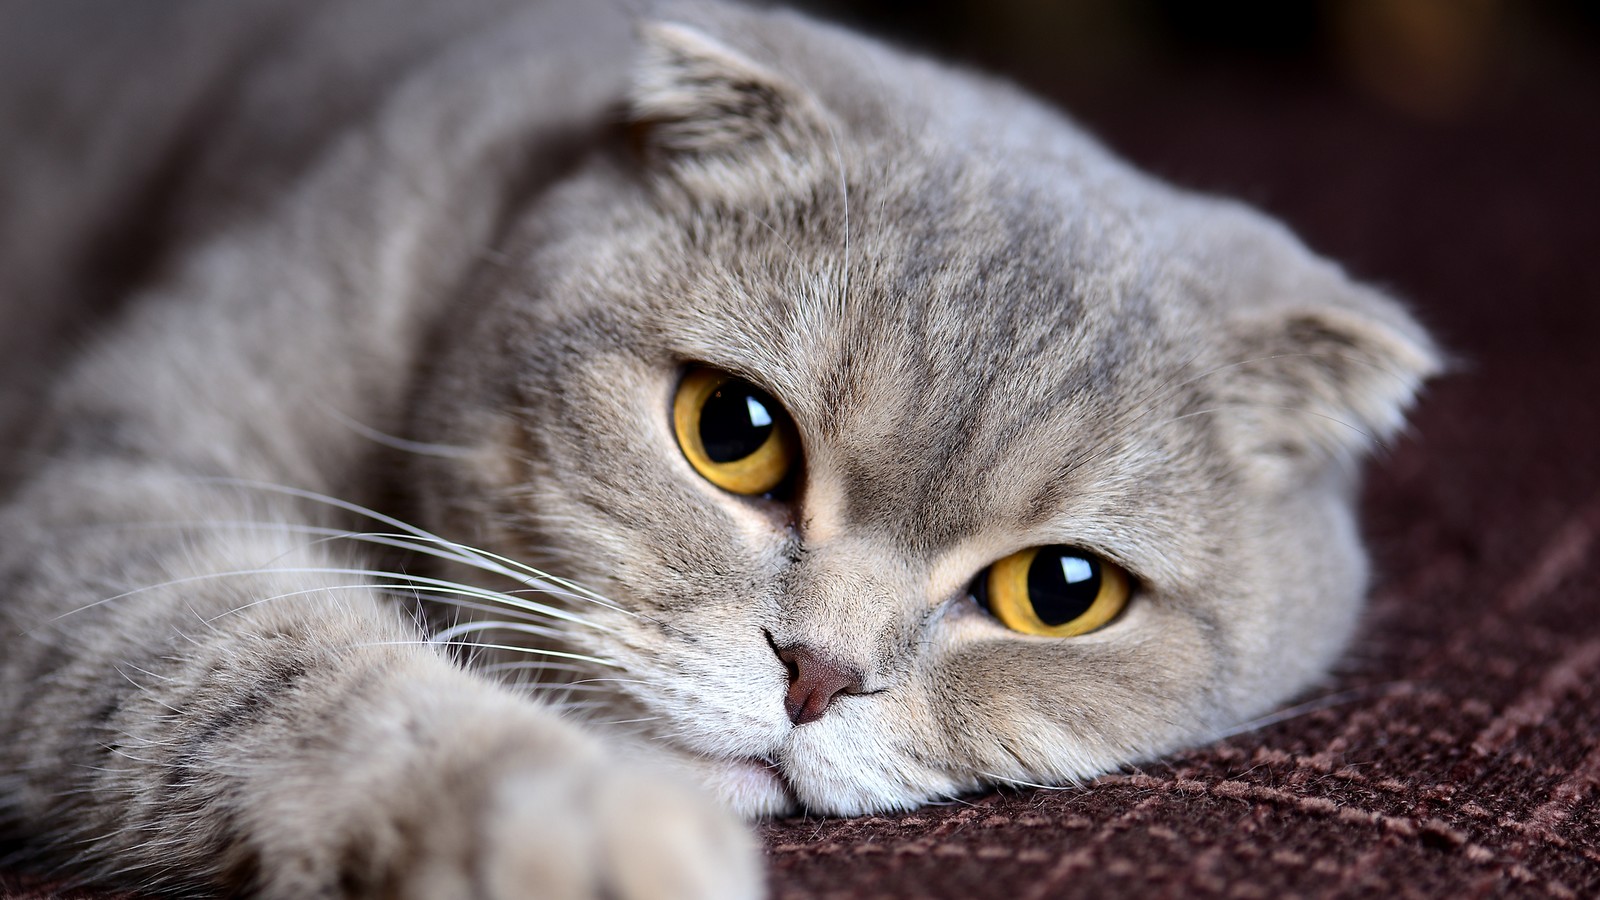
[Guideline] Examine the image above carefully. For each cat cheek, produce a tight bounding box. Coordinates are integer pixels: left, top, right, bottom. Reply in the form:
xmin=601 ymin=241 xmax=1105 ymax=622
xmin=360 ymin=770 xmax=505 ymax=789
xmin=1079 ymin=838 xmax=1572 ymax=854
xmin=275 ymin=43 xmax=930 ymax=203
xmin=779 ymin=717 xmax=964 ymax=815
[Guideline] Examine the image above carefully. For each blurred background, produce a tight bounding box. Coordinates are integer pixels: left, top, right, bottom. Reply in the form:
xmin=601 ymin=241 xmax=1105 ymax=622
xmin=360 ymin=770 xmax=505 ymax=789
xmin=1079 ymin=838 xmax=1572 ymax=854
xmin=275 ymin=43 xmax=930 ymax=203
xmin=790 ymin=0 xmax=1600 ymax=329
xmin=800 ymin=0 xmax=1599 ymax=122
xmin=786 ymin=0 xmax=1600 ymax=303
xmin=790 ymin=0 xmax=1600 ymax=237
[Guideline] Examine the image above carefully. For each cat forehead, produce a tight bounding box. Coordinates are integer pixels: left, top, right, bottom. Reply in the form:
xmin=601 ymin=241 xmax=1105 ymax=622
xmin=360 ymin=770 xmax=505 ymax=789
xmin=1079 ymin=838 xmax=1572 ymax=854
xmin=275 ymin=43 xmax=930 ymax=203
xmin=512 ymin=16 xmax=1279 ymax=549
xmin=620 ymin=195 xmax=1211 ymax=550
xmin=634 ymin=117 xmax=1195 ymax=363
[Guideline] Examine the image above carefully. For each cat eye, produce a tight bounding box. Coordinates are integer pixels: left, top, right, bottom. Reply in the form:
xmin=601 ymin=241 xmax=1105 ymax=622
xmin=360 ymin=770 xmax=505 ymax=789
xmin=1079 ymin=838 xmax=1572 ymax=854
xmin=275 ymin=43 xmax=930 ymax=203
xmin=673 ymin=367 xmax=798 ymax=496
xmin=975 ymin=546 xmax=1131 ymax=637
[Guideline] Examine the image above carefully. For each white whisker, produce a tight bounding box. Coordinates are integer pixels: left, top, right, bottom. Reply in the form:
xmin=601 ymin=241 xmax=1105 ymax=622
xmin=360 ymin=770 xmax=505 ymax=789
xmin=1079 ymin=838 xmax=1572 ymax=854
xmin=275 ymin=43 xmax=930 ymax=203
xmin=50 ymin=517 xmax=629 ymax=618
xmin=516 ymin=682 xmax=625 ymax=695
xmin=372 ymin=588 xmax=551 ymax=624
xmin=353 ymin=640 xmax=620 ymax=669
xmin=567 ymin=677 xmax=655 ymax=688
xmin=478 ymin=660 xmax=594 ymax=677
xmin=428 ymin=619 xmax=575 ymax=646
xmin=314 ymin=401 xmax=477 ymax=459
xmin=1211 ymin=684 xmax=1402 ymax=740
xmin=976 ymin=772 xmax=1079 ymax=792
xmin=191 ymin=479 xmax=632 ymax=613
xmin=39 ymin=566 xmax=611 ymax=634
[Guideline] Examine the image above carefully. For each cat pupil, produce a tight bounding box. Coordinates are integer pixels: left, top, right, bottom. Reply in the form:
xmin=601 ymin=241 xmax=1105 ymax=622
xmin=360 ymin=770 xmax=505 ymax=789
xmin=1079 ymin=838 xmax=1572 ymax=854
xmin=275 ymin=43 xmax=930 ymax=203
xmin=699 ymin=382 xmax=775 ymax=463
xmin=1028 ymin=551 xmax=1101 ymax=626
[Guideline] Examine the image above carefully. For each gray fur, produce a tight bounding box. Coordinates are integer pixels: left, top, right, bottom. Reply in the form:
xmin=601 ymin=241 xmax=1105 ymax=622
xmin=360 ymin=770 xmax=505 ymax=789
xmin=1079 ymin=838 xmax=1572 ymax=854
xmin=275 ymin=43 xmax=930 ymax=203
xmin=0 ymin=1 xmax=1437 ymax=897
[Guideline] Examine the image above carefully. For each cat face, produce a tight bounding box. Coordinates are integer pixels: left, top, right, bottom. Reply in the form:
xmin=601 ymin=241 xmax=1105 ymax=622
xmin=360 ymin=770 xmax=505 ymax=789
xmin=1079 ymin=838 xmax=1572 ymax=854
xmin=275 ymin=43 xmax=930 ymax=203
xmin=411 ymin=10 xmax=1436 ymax=817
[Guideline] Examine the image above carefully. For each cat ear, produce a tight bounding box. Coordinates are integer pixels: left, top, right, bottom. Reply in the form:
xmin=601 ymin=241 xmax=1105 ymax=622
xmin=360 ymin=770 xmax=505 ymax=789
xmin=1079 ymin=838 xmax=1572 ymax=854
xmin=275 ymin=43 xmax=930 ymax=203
xmin=1215 ymin=278 xmax=1441 ymax=473
xmin=627 ymin=21 xmax=834 ymax=181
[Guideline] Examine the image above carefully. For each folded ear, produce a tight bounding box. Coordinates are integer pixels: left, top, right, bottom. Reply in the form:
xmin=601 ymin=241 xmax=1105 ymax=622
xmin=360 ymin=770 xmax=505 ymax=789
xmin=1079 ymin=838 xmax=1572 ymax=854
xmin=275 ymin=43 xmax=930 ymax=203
xmin=627 ymin=21 xmax=836 ymax=191
xmin=1213 ymin=279 xmax=1441 ymax=475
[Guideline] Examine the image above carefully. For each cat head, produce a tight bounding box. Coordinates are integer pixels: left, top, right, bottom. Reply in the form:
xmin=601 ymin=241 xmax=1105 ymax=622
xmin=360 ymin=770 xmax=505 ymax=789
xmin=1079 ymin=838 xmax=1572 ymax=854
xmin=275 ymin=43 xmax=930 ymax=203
xmin=410 ymin=5 xmax=1437 ymax=816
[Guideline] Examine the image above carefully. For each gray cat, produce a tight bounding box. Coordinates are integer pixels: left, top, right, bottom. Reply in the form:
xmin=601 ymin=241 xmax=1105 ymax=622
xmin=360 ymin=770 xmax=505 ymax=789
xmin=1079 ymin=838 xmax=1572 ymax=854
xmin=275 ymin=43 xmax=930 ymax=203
xmin=0 ymin=0 xmax=1437 ymax=897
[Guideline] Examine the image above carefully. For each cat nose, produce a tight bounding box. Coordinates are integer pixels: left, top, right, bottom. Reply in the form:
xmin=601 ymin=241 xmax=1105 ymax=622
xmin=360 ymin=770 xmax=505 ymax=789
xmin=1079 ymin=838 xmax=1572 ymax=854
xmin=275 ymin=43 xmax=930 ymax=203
xmin=774 ymin=643 xmax=864 ymax=726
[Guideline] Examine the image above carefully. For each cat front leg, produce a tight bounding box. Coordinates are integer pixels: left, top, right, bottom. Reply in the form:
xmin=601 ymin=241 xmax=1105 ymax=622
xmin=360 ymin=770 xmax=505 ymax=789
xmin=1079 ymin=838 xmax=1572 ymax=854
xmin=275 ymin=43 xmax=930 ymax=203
xmin=0 ymin=478 xmax=761 ymax=900
xmin=226 ymin=627 xmax=762 ymax=900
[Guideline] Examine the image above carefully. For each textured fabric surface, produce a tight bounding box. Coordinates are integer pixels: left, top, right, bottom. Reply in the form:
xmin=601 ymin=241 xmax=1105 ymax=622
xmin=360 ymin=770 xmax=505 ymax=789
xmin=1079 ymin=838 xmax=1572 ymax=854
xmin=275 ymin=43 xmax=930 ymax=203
xmin=4 ymin=22 xmax=1597 ymax=900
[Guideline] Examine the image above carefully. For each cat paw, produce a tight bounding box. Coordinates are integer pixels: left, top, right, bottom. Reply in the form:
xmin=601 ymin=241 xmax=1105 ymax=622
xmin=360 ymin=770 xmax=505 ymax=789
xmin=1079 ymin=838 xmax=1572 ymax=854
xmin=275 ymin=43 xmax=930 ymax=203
xmin=252 ymin=686 xmax=764 ymax=900
xmin=464 ymin=758 xmax=764 ymax=900
xmin=322 ymin=752 xmax=763 ymax=900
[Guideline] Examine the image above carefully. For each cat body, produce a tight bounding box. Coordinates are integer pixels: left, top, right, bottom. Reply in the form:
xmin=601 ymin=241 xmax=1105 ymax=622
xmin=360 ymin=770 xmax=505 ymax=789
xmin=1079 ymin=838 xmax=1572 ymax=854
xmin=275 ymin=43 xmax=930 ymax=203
xmin=0 ymin=1 xmax=1436 ymax=897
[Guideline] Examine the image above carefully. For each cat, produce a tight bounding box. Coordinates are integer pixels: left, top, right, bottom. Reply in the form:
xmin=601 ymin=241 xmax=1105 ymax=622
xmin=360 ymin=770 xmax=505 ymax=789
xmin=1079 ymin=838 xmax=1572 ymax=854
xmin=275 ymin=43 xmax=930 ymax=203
xmin=0 ymin=0 xmax=1438 ymax=897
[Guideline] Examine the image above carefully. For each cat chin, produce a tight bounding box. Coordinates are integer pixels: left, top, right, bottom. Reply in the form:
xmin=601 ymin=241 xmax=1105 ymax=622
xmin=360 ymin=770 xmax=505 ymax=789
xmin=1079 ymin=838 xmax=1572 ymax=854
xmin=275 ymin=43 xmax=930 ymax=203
xmin=694 ymin=756 xmax=800 ymax=819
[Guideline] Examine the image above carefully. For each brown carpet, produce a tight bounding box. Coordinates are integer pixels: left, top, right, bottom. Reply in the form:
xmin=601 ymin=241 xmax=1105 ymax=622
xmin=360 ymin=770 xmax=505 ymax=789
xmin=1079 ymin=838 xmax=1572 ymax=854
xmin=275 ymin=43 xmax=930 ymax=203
xmin=5 ymin=12 xmax=1598 ymax=900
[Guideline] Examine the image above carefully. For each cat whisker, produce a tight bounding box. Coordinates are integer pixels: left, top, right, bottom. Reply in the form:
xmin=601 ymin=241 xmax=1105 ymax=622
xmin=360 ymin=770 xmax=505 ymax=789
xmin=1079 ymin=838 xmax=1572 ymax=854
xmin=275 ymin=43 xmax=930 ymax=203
xmin=373 ymin=588 xmax=552 ymax=626
xmin=356 ymin=639 xmax=621 ymax=669
xmin=315 ymin=400 xmax=477 ymax=459
xmin=37 ymin=566 xmax=611 ymax=638
xmin=111 ymin=668 xmax=183 ymax=714
xmin=208 ymin=585 xmax=581 ymax=657
xmin=363 ymin=575 xmax=604 ymax=627
xmin=477 ymin=660 xmax=595 ymax=677
xmin=103 ymin=748 xmax=164 ymax=766
xmin=494 ymin=477 xmax=702 ymax=641
xmin=477 ymin=666 xmax=657 ymax=699
xmin=114 ymin=660 xmax=175 ymax=683
xmin=583 ymin=715 xmax=662 ymax=726
xmin=976 ymin=772 xmax=1079 ymax=792
xmin=428 ymin=618 xmax=576 ymax=646
xmin=922 ymin=792 xmax=981 ymax=808
xmin=202 ymin=583 xmax=427 ymax=624
xmin=567 ymin=676 xmax=655 ymax=688
xmin=521 ymin=681 xmax=625 ymax=693
xmin=748 ymin=210 xmax=805 ymax=272
xmin=1211 ymin=682 xmax=1411 ymax=740
xmin=203 ymin=563 xmax=582 ymax=621
xmin=43 ymin=516 xmax=626 ymax=624
xmin=539 ymin=699 xmax=617 ymax=715
xmin=191 ymin=478 xmax=632 ymax=614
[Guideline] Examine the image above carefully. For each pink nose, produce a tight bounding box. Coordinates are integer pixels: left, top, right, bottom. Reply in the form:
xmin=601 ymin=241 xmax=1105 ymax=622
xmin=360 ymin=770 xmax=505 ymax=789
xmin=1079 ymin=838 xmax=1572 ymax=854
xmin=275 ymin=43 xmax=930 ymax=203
xmin=775 ymin=644 xmax=864 ymax=725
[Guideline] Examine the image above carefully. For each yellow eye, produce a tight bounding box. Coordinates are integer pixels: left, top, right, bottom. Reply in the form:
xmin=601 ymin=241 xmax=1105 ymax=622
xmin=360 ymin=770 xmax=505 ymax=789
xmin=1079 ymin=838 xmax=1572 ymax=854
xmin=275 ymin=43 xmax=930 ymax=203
xmin=673 ymin=367 xmax=798 ymax=496
xmin=977 ymin=546 xmax=1131 ymax=637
